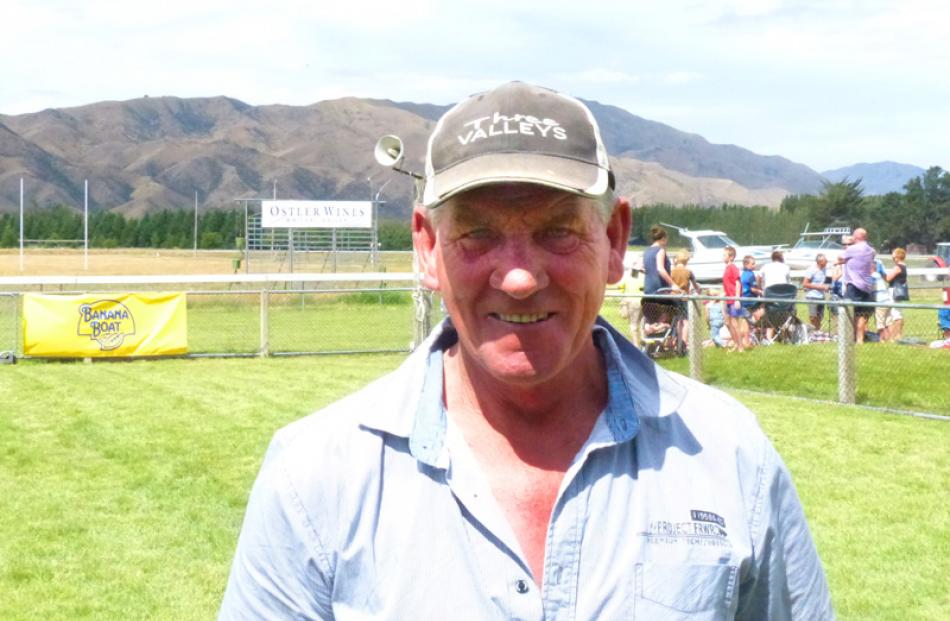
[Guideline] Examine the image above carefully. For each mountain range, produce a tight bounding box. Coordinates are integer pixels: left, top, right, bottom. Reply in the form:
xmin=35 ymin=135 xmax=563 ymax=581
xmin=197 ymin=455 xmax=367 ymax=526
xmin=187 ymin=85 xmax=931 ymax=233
xmin=0 ymin=93 xmax=894 ymax=218
xmin=821 ymin=161 xmax=926 ymax=196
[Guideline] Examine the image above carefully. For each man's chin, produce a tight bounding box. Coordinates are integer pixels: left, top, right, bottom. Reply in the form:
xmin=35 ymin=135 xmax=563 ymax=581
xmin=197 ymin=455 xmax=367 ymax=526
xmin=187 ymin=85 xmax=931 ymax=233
xmin=472 ymin=348 xmax=563 ymax=386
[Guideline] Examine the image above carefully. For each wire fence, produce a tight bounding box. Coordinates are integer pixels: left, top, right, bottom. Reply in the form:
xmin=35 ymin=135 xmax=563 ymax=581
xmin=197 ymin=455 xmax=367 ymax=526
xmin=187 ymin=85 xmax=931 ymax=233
xmin=2 ymin=280 xmax=948 ymax=415
xmin=0 ymin=293 xmax=16 ymax=356
xmin=603 ymin=290 xmax=950 ymax=416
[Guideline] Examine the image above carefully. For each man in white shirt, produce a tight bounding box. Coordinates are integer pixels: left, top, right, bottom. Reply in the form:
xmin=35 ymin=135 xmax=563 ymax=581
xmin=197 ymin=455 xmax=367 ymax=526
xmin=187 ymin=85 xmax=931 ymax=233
xmin=758 ymin=250 xmax=791 ymax=290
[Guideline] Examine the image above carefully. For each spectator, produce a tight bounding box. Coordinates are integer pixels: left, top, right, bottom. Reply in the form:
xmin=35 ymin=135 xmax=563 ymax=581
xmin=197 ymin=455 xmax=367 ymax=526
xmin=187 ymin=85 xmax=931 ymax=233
xmin=641 ymin=225 xmax=678 ymax=332
xmin=670 ymin=249 xmax=699 ymax=345
xmin=618 ymin=262 xmax=644 ymax=348
xmin=703 ymin=296 xmax=730 ymax=348
xmin=803 ymin=254 xmax=831 ymax=332
xmin=933 ymin=307 xmax=950 ymax=348
xmin=759 ymin=249 xmax=791 ymax=289
xmin=740 ymin=255 xmax=763 ymax=346
xmin=836 ymin=228 xmax=875 ymax=343
xmin=872 ymin=260 xmax=896 ymax=342
xmin=722 ymin=245 xmax=745 ymax=352
xmin=884 ymin=248 xmax=908 ymax=341
xmin=671 ymin=249 xmax=700 ymax=293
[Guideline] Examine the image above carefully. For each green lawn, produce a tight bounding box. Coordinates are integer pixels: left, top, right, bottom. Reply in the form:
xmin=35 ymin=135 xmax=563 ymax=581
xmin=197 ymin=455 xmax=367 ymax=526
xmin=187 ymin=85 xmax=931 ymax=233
xmin=600 ymin=298 xmax=950 ymax=415
xmin=1 ymin=355 xmax=947 ymax=620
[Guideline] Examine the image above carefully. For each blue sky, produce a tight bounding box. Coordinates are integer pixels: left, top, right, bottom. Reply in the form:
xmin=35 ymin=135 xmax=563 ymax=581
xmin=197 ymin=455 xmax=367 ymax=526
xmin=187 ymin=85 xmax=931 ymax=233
xmin=3 ymin=0 xmax=947 ymax=173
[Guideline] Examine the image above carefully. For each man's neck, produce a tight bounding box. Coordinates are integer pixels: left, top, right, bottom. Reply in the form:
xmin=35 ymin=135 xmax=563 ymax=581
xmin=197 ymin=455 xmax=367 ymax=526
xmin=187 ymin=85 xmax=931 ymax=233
xmin=442 ymin=343 xmax=607 ymax=470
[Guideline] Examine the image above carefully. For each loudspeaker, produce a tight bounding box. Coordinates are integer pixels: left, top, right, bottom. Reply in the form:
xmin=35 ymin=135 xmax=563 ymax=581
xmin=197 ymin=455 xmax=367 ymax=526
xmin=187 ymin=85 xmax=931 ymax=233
xmin=374 ymin=135 xmax=405 ymax=168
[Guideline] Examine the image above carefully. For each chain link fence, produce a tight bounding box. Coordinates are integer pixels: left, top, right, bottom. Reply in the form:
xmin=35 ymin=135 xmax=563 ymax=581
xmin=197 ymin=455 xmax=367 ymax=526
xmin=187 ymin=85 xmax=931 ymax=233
xmin=0 ymin=293 xmax=17 ymax=357
xmin=0 ymin=275 xmax=430 ymax=360
xmin=3 ymin=276 xmax=948 ymax=415
xmin=604 ymin=289 xmax=950 ymax=416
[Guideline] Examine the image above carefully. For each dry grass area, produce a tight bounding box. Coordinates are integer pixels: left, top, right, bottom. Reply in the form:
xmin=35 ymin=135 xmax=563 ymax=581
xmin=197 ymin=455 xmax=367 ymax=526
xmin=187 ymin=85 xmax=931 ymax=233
xmin=0 ymin=249 xmax=412 ymax=277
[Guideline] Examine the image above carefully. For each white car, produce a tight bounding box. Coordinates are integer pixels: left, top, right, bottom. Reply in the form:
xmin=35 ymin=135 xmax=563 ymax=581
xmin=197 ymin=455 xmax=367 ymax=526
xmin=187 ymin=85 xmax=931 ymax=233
xmin=660 ymin=223 xmax=775 ymax=282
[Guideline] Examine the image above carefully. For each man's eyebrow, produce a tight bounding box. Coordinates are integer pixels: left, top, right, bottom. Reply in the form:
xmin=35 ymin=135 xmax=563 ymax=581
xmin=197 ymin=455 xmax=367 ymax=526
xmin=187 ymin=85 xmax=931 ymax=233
xmin=446 ymin=204 xmax=487 ymax=228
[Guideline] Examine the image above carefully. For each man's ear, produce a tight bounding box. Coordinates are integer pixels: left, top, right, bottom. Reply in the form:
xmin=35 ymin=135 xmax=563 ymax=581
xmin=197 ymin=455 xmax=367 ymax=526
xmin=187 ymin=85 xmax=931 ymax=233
xmin=412 ymin=205 xmax=441 ymax=291
xmin=606 ymin=196 xmax=632 ymax=284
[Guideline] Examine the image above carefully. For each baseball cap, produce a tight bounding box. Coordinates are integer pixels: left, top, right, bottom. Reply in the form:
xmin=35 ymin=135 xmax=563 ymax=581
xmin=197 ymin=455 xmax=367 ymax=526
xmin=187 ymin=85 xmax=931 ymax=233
xmin=421 ymin=81 xmax=613 ymax=208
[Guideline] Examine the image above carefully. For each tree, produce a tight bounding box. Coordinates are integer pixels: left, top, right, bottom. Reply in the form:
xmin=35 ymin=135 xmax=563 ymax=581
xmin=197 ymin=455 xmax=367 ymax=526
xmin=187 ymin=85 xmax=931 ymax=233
xmin=902 ymin=166 xmax=950 ymax=249
xmin=810 ymin=178 xmax=865 ymax=228
xmin=378 ymin=220 xmax=412 ymax=250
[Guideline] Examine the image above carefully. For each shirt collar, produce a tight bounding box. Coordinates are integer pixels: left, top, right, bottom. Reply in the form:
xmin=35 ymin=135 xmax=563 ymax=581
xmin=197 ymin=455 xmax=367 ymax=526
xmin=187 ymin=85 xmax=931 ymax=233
xmin=359 ymin=316 xmax=688 ymax=469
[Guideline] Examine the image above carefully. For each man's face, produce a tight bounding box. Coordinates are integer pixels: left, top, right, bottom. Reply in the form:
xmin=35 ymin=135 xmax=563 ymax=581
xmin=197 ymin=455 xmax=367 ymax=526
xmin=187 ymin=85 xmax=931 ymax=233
xmin=817 ymin=257 xmax=827 ymax=269
xmin=414 ymin=184 xmax=629 ymax=386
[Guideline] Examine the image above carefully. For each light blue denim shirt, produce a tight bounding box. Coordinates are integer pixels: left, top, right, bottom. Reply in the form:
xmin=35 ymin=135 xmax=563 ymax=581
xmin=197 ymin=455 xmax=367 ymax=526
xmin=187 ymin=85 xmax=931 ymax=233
xmin=220 ymin=318 xmax=833 ymax=620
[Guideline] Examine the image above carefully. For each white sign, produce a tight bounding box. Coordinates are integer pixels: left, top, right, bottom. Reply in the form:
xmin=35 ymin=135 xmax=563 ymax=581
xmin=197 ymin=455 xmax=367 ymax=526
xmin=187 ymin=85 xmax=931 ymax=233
xmin=261 ymin=200 xmax=372 ymax=229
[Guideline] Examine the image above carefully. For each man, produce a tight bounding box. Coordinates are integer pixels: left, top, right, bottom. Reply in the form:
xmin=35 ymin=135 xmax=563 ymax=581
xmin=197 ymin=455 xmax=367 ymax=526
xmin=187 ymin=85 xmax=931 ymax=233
xmin=837 ymin=228 xmax=875 ymax=343
xmin=618 ymin=260 xmax=644 ymax=348
xmin=740 ymin=255 xmax=764 ymax=343
xmin=722 ymin=246 xmax=746 ymax=352
xmin=220 ymin=82 xmax=832 ymax=620
xmin=803 ymin=254 xmax=831 ymax=331
xmin=759 ymin=249 xmax=791 ymax=289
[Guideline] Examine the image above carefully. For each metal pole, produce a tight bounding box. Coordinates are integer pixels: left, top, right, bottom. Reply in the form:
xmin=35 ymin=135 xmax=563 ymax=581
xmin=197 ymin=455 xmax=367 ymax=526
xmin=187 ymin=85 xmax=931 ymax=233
xmin=837 ymin=302 xmax=856 ymax=404
xmin=332 ymin=228 xmax=337 ymax=272
xmin=83 ymin=179 xmax=88 ymax=271
xmin=259 ymin=289 xmax=269 ymax=357
xmin=19 ymin=178 xmax=24 ymax=272
xmin=289 ymin=229 xmax=295 ymax=274
xmin=243 ymin=200 xmax=249 ymax=273
xmin=373 ymin=178 xmax=391 ymax=269
xmin=193 ymin=190 xmax=199 ymax=257
xmin=687 ymin=297 xmax=703 ymax=380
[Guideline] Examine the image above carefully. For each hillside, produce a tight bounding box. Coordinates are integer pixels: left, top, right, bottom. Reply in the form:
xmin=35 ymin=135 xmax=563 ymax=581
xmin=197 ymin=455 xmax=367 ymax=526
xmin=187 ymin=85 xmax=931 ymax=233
xmin=0 ymin=94 xmax=827 ymax=217
xmin=821 ymin=161 xmax=926 ymax=196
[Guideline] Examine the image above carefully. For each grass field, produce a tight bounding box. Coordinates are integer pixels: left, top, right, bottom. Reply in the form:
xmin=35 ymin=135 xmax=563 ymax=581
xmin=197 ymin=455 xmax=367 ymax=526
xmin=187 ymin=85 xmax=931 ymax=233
xmin=599 ymin=298 xmax=950 ymax=415
xmin=0 ymin=248 xmax=414 ymax=277
xmin=1 ymin=355 xmax=948 ymax=620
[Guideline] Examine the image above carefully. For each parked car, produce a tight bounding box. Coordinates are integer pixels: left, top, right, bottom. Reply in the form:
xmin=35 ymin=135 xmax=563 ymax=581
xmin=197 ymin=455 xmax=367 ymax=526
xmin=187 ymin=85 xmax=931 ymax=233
xmin=934 ymin=243 xmax=950 ymax=268
xmin=929 ymin=242 xmax=950 ymax=282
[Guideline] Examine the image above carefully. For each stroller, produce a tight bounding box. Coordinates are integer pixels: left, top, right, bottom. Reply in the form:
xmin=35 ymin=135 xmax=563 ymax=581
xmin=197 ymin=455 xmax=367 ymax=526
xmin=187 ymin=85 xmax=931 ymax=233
xmin=640 ymin=288 xmax=687 ymax=357
xmin=762 ymin=284 xmax=808 ymax=345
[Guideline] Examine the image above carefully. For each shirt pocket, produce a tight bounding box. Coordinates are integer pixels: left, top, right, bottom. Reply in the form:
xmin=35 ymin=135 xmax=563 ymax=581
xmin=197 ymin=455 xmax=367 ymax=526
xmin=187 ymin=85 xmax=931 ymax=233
xmin=634 ymin=562 xmax=737 ymax=620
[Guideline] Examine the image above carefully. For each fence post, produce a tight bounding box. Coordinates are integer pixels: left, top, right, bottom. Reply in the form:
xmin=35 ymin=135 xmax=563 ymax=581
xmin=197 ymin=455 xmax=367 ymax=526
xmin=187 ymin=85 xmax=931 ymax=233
xmin=687 ymin=296 xmax=703 ymax=381
xmin=837 ymin=302 xmax=856 ymax=403
xmin=259 ymin=289 xmax=269 ymax=357
xmin=15 ymin=293 xmax=21 ymax=357
xmin=411 ymin=286 xmax=432 ymax=350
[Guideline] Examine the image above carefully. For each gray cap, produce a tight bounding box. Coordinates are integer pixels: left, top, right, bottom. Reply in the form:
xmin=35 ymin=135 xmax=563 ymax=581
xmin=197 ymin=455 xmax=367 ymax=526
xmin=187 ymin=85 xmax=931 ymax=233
xmin=422 ymin=82 xmax=613 ymax=208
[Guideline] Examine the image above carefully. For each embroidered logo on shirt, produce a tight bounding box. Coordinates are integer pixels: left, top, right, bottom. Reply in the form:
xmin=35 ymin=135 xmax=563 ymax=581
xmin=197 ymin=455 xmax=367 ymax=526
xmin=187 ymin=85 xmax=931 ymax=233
xmin=691 ymin=509 xmax=726 ymax=529
xmin=640 ymin=510 xmax=729 ymax=547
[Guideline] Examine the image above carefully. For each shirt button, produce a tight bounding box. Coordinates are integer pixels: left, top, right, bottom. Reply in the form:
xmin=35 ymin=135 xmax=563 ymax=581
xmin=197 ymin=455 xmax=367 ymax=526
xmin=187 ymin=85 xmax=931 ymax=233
xmin=515 ymin=579 xmax=529 ymax=594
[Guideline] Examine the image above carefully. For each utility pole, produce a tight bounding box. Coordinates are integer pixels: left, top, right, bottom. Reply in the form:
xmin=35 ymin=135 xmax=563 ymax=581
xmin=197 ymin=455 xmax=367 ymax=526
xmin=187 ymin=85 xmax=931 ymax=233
xmin=193 ymin=190 xmax=199 ymax=257
xmin=83 ymin=179 xmax=89 ymax=271
xmin=18 ymin=178 xmax=24 ymax=272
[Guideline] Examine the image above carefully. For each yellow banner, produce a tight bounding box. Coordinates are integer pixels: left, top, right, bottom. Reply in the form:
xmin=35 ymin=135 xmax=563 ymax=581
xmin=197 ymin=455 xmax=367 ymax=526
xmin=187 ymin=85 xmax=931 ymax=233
xmin=23 ymin=292 xmax=188 ymax=358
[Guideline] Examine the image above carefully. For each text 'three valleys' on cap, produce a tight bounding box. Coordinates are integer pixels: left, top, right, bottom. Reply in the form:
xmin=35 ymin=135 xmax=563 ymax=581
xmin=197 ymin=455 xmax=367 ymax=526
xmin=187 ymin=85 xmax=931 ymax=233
xmin=422 ymin=81 xmax=614 ymax=208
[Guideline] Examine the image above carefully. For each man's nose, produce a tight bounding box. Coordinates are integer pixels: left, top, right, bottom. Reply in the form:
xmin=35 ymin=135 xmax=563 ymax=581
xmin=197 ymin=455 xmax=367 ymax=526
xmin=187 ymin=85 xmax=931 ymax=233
xmin=488 ymin=240 xmax=549 ymax=299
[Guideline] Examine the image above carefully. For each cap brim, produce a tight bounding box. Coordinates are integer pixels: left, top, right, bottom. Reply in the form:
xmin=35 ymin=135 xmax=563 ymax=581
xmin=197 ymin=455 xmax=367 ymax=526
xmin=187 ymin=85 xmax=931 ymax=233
xmin=423 ymin=153 xmax=610 ymax=208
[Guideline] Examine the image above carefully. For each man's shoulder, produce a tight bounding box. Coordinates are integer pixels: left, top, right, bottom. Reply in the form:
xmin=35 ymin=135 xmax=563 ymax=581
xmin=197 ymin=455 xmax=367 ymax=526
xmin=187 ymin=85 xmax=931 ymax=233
xmin=640 ymin=367 xmax=770 ymax=459
xmin=268 ymin=354 xmax=422 ymax=469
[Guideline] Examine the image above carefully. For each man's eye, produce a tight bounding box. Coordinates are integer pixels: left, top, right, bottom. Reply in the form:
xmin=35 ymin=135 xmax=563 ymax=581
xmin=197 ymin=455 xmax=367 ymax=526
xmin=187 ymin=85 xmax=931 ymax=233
xmin=457 ymin=228 xmax=498 ymax=252
xmin=465 ymin=228 xmax=495 ymax=240
xmin=538 ymin=228 xmax=579 ymax=252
